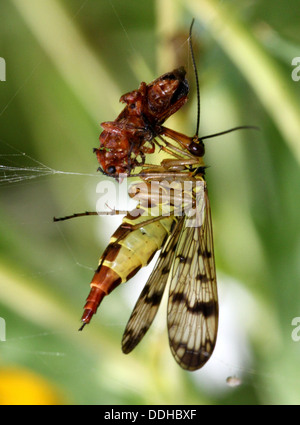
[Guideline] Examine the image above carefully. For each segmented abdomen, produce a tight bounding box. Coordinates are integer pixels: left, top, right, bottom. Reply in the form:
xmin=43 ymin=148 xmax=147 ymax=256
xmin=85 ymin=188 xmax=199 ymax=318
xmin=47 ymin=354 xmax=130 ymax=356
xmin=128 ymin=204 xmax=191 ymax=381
xmin=80 ymin=208 xmax=177 ymax=327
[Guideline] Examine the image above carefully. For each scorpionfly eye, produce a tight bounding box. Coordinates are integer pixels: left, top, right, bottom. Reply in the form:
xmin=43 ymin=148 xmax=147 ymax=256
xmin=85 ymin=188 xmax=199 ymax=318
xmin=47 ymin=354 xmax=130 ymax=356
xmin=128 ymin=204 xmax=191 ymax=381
xmin=188 ymin=140 xmax=205 ymax=157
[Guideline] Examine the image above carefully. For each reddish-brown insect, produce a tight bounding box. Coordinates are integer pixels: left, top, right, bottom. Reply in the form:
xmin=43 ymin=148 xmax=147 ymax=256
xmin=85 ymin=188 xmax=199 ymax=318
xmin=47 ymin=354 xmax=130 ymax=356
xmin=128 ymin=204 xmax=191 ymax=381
xmin=94 ymin=67 xmax=189 ymax=176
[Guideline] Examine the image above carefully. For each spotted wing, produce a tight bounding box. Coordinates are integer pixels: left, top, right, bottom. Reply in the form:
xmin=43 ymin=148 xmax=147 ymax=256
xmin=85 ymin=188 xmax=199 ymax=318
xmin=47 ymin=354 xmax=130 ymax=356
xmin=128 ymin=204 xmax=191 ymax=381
xmin=167 ymin=188 xmax=218 ymax=370
xmin=122 ymin=217 xmax=184 ymax=354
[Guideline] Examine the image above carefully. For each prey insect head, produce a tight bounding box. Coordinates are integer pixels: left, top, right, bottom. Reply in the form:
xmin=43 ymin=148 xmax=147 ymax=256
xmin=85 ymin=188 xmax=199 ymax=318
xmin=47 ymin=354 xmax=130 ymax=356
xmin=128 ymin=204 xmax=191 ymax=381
xmin=106 ymin=165 xmax=116 ymax=175
xmin=94 ymin=143 xmax=133 ymax=178
xmin=97 ymin=165 xmax=131 ymax=183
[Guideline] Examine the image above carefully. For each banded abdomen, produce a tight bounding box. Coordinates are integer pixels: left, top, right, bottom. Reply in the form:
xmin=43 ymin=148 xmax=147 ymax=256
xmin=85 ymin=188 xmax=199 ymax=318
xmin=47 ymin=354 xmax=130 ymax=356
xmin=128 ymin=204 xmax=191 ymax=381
xmin=80 ymin=208 xmax=177 ymax=328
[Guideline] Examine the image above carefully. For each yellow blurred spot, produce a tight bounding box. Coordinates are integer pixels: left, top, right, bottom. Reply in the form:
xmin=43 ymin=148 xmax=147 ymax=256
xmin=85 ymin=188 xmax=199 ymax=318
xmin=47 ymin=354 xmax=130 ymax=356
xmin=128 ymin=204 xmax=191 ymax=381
xmin=0 ymin=368 xmax=63 ymax=405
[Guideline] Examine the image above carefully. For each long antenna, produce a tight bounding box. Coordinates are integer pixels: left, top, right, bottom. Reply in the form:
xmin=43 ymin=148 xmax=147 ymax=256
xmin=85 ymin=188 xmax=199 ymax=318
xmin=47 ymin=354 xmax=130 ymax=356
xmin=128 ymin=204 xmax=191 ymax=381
xmin=201 ymin=125 xmax=260 ymax=141
xmin=189 ymin=20 xmax=259 ymax=145
xmin=189 ymin=19 xmax=200 ymax=137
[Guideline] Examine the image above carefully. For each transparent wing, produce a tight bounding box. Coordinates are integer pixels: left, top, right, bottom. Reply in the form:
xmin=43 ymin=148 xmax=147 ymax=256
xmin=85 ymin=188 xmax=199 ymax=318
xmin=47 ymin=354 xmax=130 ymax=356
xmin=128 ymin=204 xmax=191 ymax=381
xmin=122 ymin=217 xmax=184 ymax=354
xmin=167 ymin=188 xmax=218 ymax=370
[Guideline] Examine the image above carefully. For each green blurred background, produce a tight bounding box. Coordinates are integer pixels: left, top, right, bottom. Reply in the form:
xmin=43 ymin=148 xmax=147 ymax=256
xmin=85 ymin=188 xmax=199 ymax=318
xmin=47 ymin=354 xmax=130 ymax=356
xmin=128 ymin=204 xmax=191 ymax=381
xmin=0 ymin=0 xmax=300 ymax=405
